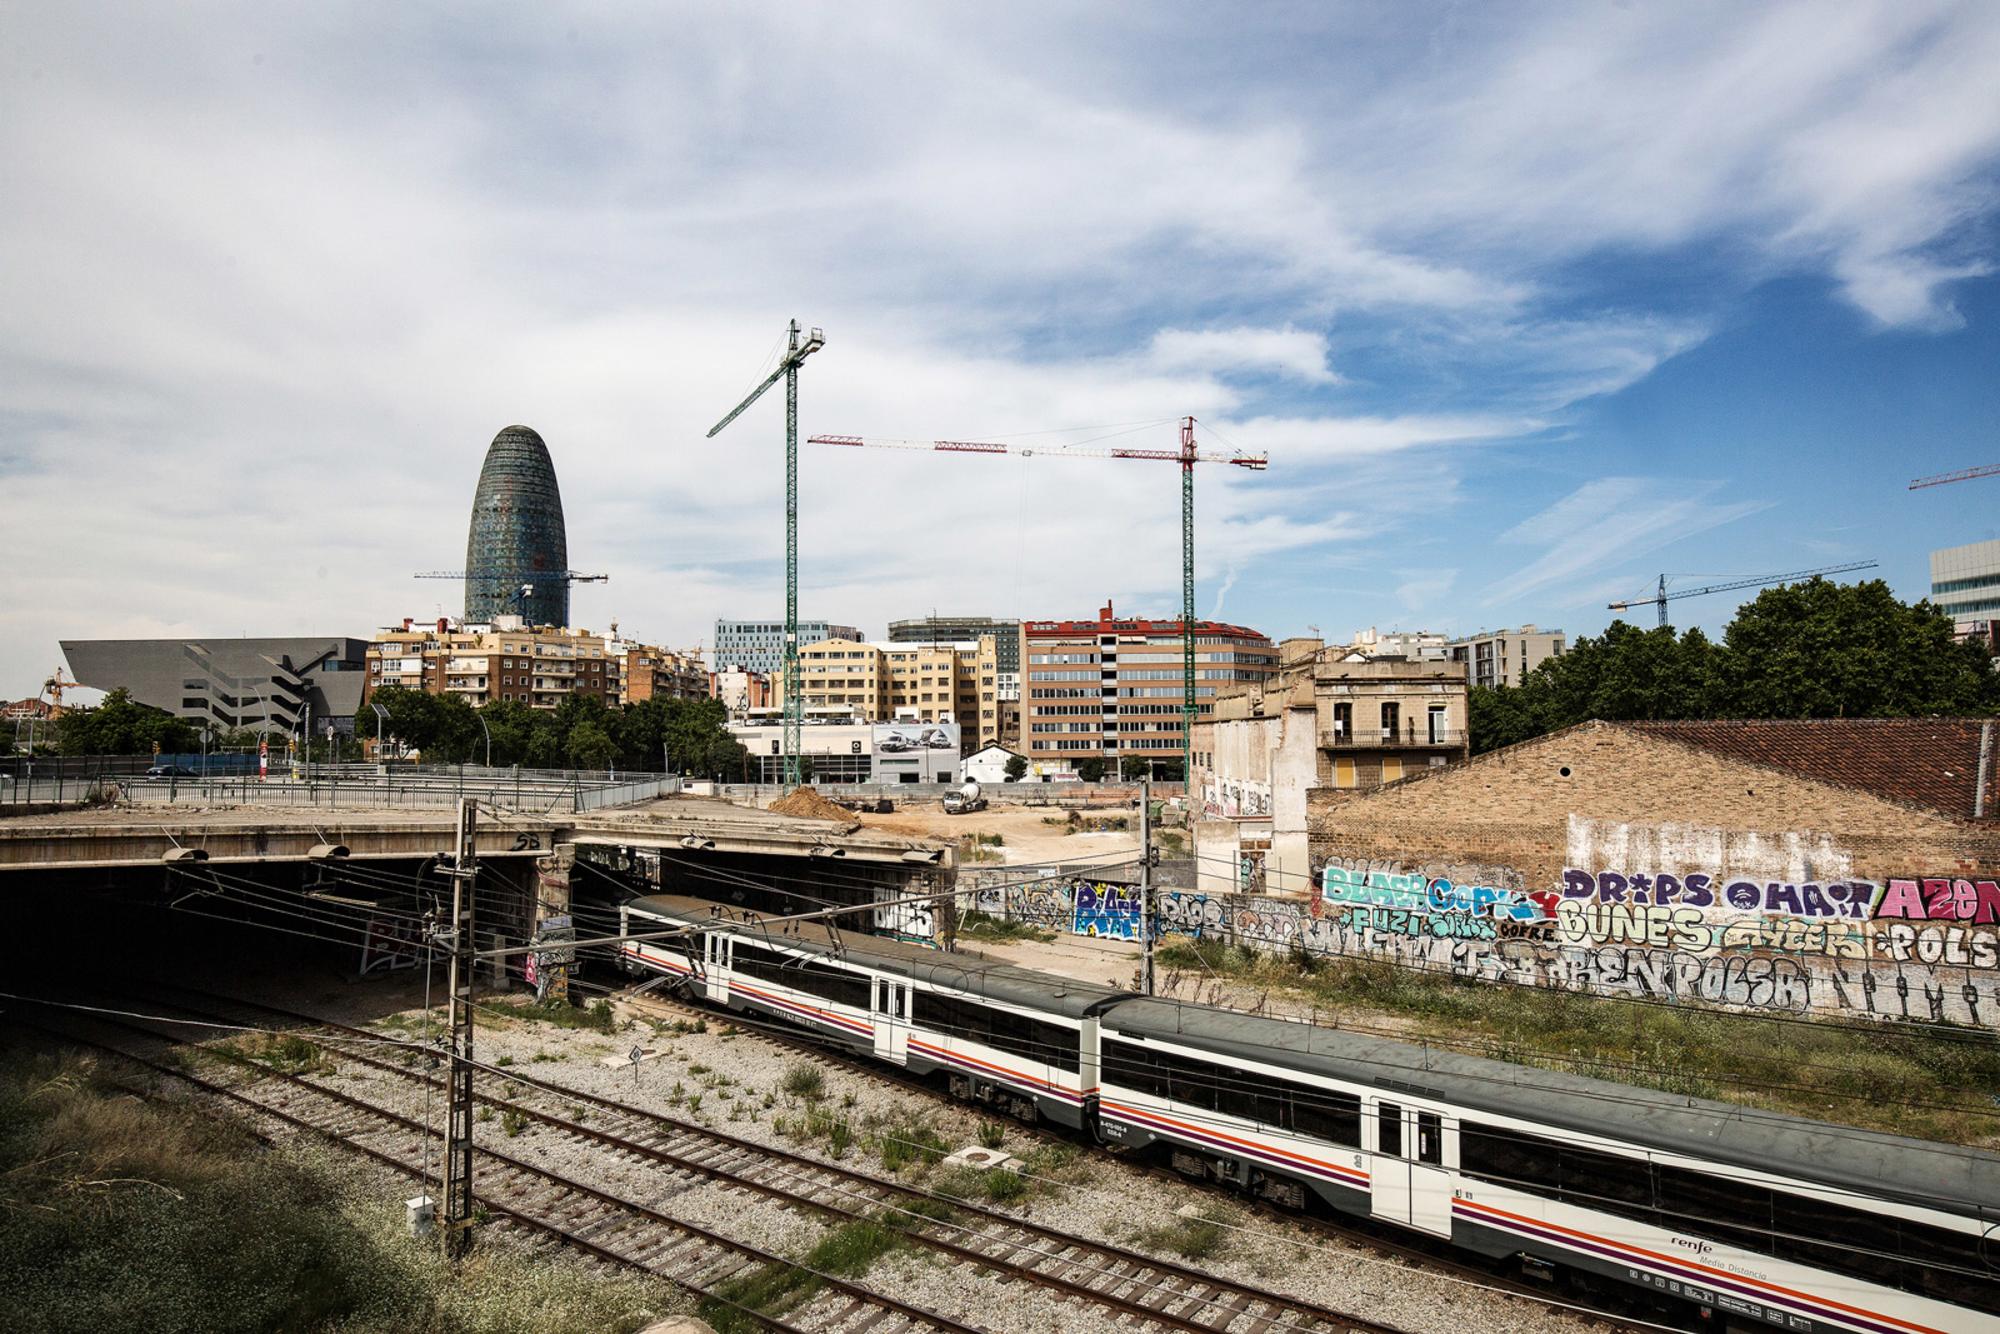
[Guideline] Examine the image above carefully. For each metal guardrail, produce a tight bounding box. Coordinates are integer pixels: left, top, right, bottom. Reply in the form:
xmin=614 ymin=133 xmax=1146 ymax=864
xmin=1 ymin=764 xmax=680 ymax=814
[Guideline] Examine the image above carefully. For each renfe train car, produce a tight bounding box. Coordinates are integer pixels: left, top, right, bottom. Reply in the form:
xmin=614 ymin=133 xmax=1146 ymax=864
xmin=618 ymin=894 xmax=2000 ymax=1334
xmin=619 ymin=895 xmax=1128 ymax=1129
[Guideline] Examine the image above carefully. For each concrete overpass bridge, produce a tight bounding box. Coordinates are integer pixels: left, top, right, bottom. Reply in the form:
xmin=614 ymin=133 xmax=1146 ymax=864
xmin=0 ymin=796 xmax=957 ymax=978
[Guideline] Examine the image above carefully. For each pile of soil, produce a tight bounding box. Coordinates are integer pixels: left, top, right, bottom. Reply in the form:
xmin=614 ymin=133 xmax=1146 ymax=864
xmin=768 ymin=786 xmax=858 ymax=823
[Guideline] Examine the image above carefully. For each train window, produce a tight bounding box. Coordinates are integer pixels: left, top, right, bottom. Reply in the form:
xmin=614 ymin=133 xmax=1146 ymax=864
xmin=1101 ymin=1038 xmax=1171 ymax=1098
xmin=1166 ymin=1049 xmax=1225 ymax=1113
xmin=1416 ymin=1111 xmax=1442 ymax=1166
xmin=1557 ymin=1145 xmax=1652 ymax=1224
xmin=1657 ymin=1166 xmax=1772 ymax=1256
xmin=1460 ymin=1122 xmax=1562 ymax=1194
xmin=729 ymin=941 xmax=870 ymax=1010
xmin=1284 ymin=1084 xmax=1362 ymax=1147
xmin=912 ymin=991 xmax=1079 ymax=1072
xmin=1378 ymin=1102 xmax=1402 ymax=1158
xmin=1767 ymin=1195 xmax=1902 ymax=1288
xmin=1764 ymin=1194 xmax=1999 ymax=1316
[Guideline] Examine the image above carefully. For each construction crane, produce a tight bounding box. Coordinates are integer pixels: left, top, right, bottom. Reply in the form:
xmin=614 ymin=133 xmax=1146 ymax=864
xmin=1910 ymin=463 xmax=2000 ymax=490
xmin=415 ymin=569 xmax=607 ymax=587
xmin=708 ymin=320 xmax=826 ymax=788
xmin=1608 ymin=562 xmax=1879 ymax=627
xmin=808 ymin=419 xmax=1268 ymax=784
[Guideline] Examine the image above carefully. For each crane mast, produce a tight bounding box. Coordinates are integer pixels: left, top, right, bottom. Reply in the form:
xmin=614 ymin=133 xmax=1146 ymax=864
xmin=709 ymin=320 xmax=825 ymax=788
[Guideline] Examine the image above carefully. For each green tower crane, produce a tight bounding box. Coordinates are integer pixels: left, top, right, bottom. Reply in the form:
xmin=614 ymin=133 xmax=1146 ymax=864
xmin=708 ymin=320 xmax=826 ymax=788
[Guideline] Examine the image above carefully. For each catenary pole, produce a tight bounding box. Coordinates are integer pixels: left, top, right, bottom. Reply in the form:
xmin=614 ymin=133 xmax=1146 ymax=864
xmin=440 ymin=797 xmax=477 ymax=1256
xmin=1140 ymin=774 xmax=1155 ymax=996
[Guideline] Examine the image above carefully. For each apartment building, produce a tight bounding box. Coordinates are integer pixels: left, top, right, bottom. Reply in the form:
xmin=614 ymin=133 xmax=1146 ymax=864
xmin=775 ymin=635 xmax=1002 ymax=750
xmin=887 ymin=615 xmax=1022 ymax=701
xmin=709 ymin=665 xmax=775 ymax=718
xmin=713 ymin=619 xmax=863 ymax=677
xmin=1346 ymin=627 xmax=1451 ymax=662
xmin=1020 ymin=600 xmax=1276 ymax=775
xmin=1446 ymin=624 xmax=1566 ymax=688
xmin=364 ymin=618 xmax=702 ymax=711
xmin=1191 ymin=641 xmax=1469 ymax=893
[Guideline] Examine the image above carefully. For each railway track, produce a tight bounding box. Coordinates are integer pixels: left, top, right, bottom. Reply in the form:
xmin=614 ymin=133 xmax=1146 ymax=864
xmin=599 ymin=983 xmax=1641 ymax=1332
xmin=17 ymin=1001 xmax=971 ymax=1334
xmin=39 ymin=985 xmax=1415 ymax=1334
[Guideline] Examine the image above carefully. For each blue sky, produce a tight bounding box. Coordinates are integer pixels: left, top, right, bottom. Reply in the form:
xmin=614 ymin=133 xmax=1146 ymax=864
xmin=4 ymin=3 xmax=2000 ymax=695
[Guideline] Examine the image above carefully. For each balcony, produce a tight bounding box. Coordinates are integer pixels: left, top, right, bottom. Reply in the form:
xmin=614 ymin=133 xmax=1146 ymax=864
xmin=1322 ymin=724 xmax=1464 ymax=749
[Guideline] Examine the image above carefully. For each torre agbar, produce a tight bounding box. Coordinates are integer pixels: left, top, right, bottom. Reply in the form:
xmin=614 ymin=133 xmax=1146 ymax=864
xmin=464 ymin=425 xmax=570 ymax=627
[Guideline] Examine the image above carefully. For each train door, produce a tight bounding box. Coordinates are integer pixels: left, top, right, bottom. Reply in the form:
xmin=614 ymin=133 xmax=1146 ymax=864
xmin=872 ymin=977 xmax=911 ymax=1063
xmin=1370 ymin=1101 xmax=1453 ymax=1237
xmin=701 ymin=933 xmax=730 ymax=1004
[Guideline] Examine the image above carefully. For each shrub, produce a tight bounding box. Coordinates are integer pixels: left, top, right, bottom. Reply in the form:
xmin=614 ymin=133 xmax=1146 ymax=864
xmin=878 ymin=1120 xmax=949 ymax=1173
xmin=980 ymin=1167 xmax=1026 ymax=1203
xmin=781 ymin=1062 xmax=825 ymax=1101
xmin=976 ymin=1120 xmax=1005 ymax=1150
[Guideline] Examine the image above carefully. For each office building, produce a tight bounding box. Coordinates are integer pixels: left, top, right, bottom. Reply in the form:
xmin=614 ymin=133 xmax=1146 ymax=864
xmin=62 ymin=637 xmax=370 ymax=734
xmin=1930 ymin=539 xmax=2000 ymax=641
xmin=713 ymin=619 xmax=864 ymax=677
xmin=464 ymin=425 xmax=572 ymax=627
xmin=1019 ymin=600 xmax=1276 ymax=775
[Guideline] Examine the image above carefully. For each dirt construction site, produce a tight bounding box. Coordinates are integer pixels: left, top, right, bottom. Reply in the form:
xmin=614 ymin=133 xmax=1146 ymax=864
xmin=851 ymin=802 xmax=1142 ymax=866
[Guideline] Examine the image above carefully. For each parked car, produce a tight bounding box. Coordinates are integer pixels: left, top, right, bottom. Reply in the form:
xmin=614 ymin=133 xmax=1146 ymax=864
xmin=145 ymin=764 xmax=197 ymax=779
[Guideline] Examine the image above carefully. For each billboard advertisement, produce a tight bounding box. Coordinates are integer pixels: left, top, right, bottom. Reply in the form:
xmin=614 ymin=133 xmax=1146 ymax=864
xmin=871 ymin=720 xmax=960 ymax=783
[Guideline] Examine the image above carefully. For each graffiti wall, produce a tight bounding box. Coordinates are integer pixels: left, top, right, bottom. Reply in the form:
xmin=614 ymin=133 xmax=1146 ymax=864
xmin=1153 ymin=883 xmax=2000 ymax=1027
xmin=1202 ymin=777 xmax=1273 ymax=820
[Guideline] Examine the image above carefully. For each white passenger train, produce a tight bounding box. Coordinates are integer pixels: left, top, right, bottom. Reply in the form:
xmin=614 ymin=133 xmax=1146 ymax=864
xmin=619 ymin=894 xmax=1999 ymax=1334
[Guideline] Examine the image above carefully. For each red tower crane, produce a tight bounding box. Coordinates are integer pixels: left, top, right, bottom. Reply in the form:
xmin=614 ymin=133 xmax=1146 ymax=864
xmin=807 ymin=419 xmax=1268 ymax=786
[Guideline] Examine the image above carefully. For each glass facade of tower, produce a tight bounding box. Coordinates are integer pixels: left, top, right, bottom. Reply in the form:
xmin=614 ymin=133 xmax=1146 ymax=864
xmin=464 ymin=425 xmax=569 ymax=627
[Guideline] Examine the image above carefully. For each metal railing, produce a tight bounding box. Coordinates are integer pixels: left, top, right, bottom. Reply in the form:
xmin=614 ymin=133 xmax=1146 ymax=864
xmin=1 ymin=758 xmax=679 ymax=814
xmin=1321 ymin=725 xmax=1464 ymax=748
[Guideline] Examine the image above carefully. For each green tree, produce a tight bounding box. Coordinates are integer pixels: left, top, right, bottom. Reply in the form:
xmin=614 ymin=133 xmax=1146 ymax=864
xmin=1119 ymin=755 xmax=1151 ymax=780
xmin=566 ymin=721 xmax=617 ymax=771
xmin=1003 ymin=753 xmax=1028 ymax=782
xmin=55 ymin=689 xmax=200 ymax=756
xmin=1468 ymin=578 xmax=2000 ymax=754
xmin=1712 ymin=578 xmax=2000 ymax=718
xmin=1075 ymin=757 xmax=1108 ymax=782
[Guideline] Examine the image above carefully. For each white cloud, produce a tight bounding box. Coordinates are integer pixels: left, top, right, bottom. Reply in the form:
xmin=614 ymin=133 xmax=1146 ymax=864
xmin=1488 ymin=478 xmax=1774 ymax=606
xmin=1148 ymin=326 xmax=1338 ymax=384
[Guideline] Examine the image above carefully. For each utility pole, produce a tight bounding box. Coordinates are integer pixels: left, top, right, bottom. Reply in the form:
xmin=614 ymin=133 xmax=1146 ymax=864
xmin=1139 ymin=775 xmax=1155 ymax=996
xmin=441 ymin=797 xmax=477 ymax=1256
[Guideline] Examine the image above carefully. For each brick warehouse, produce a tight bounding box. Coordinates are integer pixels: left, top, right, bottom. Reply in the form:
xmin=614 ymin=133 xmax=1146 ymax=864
xmin=1177 ymin=719 xmax=2000 ymax=1027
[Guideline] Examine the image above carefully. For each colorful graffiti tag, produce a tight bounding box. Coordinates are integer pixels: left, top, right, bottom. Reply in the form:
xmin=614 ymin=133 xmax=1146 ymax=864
xmin=1073 ymin=882 xmax=1143 ymax=940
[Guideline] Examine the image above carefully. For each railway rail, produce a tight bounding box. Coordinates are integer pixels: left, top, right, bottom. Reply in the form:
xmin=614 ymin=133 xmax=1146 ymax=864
xmin=16 ymin=1001 xmax=971 ymax=1334
xmin=32 ymin=985 xmax=1416 ymax=1334
xmin=599 ymin=982 xmax=1642 ymax=1332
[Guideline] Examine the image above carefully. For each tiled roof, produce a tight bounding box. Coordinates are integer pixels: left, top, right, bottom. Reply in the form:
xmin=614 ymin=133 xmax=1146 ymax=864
xmin=1625 ymin=718 xmax=1999 ymax=821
